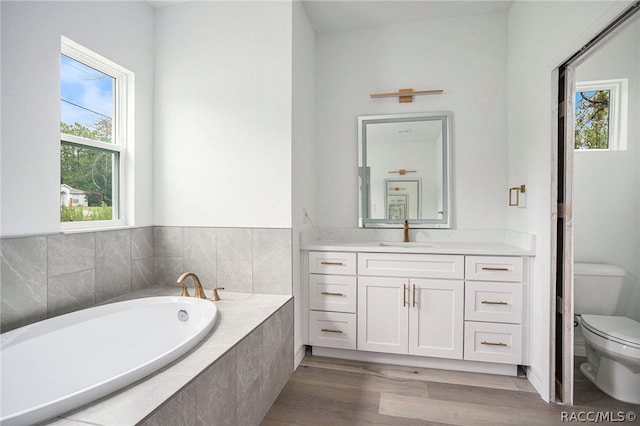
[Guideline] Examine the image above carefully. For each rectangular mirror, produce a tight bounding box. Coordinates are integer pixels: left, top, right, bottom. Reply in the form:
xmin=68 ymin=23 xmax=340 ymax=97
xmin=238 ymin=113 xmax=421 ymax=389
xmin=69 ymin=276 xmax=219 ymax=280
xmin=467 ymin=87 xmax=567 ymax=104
xmin=358 ymin=112 xmax=451 ymax=228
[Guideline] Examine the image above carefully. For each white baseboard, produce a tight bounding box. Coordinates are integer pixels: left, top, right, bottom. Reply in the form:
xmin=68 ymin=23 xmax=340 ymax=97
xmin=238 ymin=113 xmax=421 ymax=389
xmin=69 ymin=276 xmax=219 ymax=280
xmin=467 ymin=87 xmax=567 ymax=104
xmin=294 ymin=344 xmax=306 ymax=369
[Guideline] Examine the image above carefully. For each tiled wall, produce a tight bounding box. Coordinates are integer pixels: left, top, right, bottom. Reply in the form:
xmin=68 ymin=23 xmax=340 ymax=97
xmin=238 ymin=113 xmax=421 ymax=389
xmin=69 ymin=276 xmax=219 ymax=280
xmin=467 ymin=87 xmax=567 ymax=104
xmin=140 ymin=299 xmax=294 ymax=425
xmin=153 ymin=227 xmax=292 ymax=295
xmin=1 ymin=226 xmax=292 ymax=332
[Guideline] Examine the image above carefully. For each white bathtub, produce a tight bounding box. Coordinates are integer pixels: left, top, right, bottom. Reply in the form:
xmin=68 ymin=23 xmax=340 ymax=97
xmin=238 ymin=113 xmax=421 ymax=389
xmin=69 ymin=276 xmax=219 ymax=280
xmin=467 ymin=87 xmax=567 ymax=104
xmin=0 ymin=296 xmax=217 ymax=426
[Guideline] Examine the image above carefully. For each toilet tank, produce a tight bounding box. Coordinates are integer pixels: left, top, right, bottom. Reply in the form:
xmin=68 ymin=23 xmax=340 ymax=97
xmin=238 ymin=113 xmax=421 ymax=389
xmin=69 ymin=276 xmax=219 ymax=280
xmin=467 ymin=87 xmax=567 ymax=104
xmin=574 ymin=263 xmax=626 ymax=315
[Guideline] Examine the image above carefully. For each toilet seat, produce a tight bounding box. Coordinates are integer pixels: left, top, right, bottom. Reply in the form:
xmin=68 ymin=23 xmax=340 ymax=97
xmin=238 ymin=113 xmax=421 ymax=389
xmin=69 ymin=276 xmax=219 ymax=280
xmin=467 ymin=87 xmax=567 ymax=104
xmin=581 ymin=315 xmax=640 ymax=349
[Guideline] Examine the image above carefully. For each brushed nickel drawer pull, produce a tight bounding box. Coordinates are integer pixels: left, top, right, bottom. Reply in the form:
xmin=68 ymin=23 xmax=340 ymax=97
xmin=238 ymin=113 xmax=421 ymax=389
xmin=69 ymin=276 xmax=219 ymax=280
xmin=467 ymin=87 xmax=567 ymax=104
xmin=481 ymin=300 xmax=508 ymax=305
xmin=321 ymin=328 xmax=343 ymax=334
xmin=320 ymin=261 xmax=344 ymax=266
xmin=481 ymin=267 xmax=510 ymax=271
xmin=481 ymin=341 xmax=507 ymax=346
xmin=321 ymin=291 xmax=344 ymax=296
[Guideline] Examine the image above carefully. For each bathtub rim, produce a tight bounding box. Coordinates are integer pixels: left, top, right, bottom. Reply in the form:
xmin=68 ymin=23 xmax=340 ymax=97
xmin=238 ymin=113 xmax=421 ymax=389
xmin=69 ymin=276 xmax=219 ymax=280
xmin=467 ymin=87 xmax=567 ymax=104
xmin=38 ymin=290 xmax=291 ymax=426
xmin=0 ymin=296 xmax=218 ymax=426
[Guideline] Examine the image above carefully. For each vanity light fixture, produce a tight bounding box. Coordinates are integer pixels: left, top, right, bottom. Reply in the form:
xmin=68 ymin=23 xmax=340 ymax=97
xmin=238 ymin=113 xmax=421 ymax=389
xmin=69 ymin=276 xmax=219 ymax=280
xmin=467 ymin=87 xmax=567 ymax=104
xmin=370 ymin=88 xmax=444 ymax=103
xmin=388 ymin=169 xmax=416 ymax=175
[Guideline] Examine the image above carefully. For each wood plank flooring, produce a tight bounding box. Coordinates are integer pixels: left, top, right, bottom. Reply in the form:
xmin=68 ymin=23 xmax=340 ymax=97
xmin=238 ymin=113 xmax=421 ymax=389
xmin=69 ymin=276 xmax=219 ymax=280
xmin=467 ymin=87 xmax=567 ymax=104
xmin=262 ymin=355 xmax=639 ymax=425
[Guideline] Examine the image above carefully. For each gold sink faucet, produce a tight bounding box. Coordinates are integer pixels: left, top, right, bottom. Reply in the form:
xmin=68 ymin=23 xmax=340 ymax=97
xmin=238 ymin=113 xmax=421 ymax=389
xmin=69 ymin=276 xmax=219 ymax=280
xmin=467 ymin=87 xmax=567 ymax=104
xmin=177 ymin=272 xmax=207 ymax=299
xmin=403 ymin=220 xmax=410 ymax=243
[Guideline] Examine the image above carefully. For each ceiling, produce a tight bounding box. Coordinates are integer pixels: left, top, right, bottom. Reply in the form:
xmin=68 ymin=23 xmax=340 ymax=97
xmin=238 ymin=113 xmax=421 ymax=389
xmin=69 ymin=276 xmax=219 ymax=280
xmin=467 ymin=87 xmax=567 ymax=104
xmin=301 ymin=0 xmax=514 ymax=34
xmin=146 ymin=1 xmax=514 ymax=35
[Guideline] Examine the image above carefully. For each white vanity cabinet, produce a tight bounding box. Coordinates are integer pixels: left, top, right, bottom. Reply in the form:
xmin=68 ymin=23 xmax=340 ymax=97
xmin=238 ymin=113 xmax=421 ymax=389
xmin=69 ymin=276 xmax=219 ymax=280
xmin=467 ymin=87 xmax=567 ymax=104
xmin=463 ymin=256 xmax=525 ymax=364
xmin=304 ymin=246 xmax=530 ymax=376
xmin=357 ymin=253 xmax=465 ymax=359
xmin=308 ymin=252 xmax=357 ymax=350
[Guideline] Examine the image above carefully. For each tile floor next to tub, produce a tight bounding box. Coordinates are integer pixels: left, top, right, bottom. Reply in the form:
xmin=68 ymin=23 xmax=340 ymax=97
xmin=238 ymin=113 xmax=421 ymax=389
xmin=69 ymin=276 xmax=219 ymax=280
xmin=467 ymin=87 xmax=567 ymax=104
xmin=43 ymin=287 xmax=293 ymax=426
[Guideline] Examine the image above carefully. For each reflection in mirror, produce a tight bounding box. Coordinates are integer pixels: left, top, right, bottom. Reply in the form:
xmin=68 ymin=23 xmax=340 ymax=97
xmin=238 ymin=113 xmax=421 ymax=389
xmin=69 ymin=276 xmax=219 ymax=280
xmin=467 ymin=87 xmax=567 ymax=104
xmin=359 ymin=112 xmax=451 ymax=228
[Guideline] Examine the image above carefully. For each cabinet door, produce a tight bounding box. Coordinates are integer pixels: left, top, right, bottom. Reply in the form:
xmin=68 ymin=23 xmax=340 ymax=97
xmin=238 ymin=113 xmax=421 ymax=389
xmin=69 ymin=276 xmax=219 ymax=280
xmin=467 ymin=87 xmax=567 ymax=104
xmin=357 ymin=276 xmax=408 ymax=354
xmin=409 ymin=278 xmax=464 ymax=359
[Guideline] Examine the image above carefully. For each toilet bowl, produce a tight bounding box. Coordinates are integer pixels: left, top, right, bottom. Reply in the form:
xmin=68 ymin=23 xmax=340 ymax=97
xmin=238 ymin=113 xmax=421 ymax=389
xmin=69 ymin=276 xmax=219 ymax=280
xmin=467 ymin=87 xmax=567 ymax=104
xmin=574 ymin=262 xmax=640 ymax=404
xmin=579 ymin=314 xmax=640 ymax=405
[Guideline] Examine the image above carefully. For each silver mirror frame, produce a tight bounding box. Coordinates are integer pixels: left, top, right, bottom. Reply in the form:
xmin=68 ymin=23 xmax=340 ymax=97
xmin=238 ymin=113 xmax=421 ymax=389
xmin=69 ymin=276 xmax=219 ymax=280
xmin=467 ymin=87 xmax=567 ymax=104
xmin=358 ymin=112 xmax=452 ymax=228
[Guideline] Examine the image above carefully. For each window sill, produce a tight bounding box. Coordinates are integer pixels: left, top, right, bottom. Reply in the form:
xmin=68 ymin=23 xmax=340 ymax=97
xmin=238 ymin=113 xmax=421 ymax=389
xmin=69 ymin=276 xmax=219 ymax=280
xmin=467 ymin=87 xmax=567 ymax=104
xmin=61 ymin=223 xmax=134 ymax=235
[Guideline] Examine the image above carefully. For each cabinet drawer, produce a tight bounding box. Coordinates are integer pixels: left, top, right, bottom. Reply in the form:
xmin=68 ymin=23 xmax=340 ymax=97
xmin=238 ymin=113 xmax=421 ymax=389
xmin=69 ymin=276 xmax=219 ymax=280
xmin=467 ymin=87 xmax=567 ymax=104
xmin=465 ymin=256 xmax=523 ymax=282
xmin=309 ymin=274 xmax=357 ymax=313
xmin=465 ymin=281 xmax=523 ymax=324
xmin=309 ymin=251 xmax=357 ymax=275
xmin=358 ymin=253 xmax=464 ymax=279
xmin=464 ymin=322 xmax=522 ymax=364
xmin=309 ymin=311 xmax=357 ymax=350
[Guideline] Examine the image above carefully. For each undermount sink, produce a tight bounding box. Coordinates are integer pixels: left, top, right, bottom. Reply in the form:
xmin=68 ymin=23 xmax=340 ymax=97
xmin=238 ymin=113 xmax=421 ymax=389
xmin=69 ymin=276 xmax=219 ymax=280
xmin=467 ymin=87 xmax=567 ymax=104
xmin=378 ymin=242 xmax=436 ymax=248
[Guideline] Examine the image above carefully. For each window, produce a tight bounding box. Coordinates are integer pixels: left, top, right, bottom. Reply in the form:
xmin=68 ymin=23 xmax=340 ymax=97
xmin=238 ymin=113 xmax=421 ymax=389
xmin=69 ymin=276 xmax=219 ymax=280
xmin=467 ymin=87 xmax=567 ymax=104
xmin=574 ymin=79 xmax=628 ymax=151
xmin=60 ymin=37 xmax=133 ymax=228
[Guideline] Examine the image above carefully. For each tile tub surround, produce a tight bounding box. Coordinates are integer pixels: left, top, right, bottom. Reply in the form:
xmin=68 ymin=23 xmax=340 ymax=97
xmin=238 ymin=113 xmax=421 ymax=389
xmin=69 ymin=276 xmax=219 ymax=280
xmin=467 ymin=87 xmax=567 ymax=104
xmin=43 ymin=288 xmax=293 ymax=426
xmin=153 ymin=227 xmax=293 ymax=295
xmin=1 ymin=226 xmax=292 ymax=332
xmin=0 ymin=227 xmax=154 ymax=332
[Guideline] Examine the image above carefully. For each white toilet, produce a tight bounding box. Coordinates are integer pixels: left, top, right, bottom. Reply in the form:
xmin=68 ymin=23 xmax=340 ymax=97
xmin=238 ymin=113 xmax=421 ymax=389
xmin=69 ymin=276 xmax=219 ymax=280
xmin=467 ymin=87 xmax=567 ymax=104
xmin=574 ymin=262 xmax=640 ymax=405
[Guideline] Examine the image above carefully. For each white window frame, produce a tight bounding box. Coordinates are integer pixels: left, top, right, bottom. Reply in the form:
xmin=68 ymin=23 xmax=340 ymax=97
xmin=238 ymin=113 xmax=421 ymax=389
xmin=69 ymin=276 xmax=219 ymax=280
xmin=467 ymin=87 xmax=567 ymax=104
xmin=60 ymin=36 xmax=134 ymax=231
xmin=575 ymin=78 xmax=628 ymax=151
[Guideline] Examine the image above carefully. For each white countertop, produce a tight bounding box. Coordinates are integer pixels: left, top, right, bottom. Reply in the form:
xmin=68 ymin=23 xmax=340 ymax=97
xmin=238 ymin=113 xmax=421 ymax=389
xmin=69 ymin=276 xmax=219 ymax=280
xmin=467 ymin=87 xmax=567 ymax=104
xmin=301 ymin=240 xmax=535 ymax=256
xmin=47 ymin=287 xmax=292 ymax=426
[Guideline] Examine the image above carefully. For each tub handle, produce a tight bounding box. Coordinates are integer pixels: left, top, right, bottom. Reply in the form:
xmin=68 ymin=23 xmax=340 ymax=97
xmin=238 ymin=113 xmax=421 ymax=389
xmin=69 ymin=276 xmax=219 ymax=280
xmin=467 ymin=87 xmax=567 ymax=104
xmin=176 ymin=284 xmax=190 ymax=297
xmin=212 ymin=287 xmax=224 ymax=301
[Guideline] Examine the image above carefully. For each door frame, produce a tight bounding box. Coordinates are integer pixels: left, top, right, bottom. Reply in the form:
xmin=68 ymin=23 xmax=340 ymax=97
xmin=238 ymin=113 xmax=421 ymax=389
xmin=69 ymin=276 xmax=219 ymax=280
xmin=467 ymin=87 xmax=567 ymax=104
xmin=552 ymin=2 xmax=640 ymax=405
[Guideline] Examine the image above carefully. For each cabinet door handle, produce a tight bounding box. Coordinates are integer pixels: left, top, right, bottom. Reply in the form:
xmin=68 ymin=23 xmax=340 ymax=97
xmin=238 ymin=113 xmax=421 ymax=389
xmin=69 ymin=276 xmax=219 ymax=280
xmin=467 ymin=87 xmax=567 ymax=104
xmin=321 ymin=328 xmax=343 ymax=334
xmin=321 ymin=291 xmax=344 ymax=296
xmin=412 ymin=284 xmax=416 ymax=307
xmin=321 ymin=261 xmax=344 ymax=266
xmin=481 ymin=267 xmax=509 ymax=271
xmin=403 ymin=284 xmax=407 ymax=307
xmin=481 ymin=341 xmax=507 ymax=347
xmin=481 ymin=300 xmax=508 ymax=305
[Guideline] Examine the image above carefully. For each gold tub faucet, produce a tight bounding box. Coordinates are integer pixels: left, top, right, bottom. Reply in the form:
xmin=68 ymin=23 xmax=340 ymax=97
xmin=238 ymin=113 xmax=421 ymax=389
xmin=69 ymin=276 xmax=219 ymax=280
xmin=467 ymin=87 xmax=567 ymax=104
xmin=176 ymin=272 xmax=207 ymax=299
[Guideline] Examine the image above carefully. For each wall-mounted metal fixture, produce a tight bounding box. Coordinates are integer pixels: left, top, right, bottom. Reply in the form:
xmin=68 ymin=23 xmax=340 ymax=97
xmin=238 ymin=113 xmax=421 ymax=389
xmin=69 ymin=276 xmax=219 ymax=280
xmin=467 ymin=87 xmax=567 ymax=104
xmin=509 ymin=184 xmax=527 ymax=207
xmin=370 ymin=88 xmax=444 ymax=103
xmin=388 ymin=169 xmax=416 ymax=175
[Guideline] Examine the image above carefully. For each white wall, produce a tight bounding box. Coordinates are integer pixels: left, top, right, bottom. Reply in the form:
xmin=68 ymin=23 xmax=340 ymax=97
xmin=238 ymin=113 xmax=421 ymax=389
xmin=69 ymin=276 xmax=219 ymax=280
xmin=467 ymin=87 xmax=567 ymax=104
xmin=506 ymin=0 xmax=633 ymax=401
xmin=315 ymin=12 xmax=508 ymax=229
xmin=574 ymin=21 xmax=640 ymax=321
xmin=153 ymin=1 xmax=293 ymax=228
xmin=0 ymin=1 xmax=155 ymax=237
xmin=292 ymin=0 xmax=317 ymax=363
